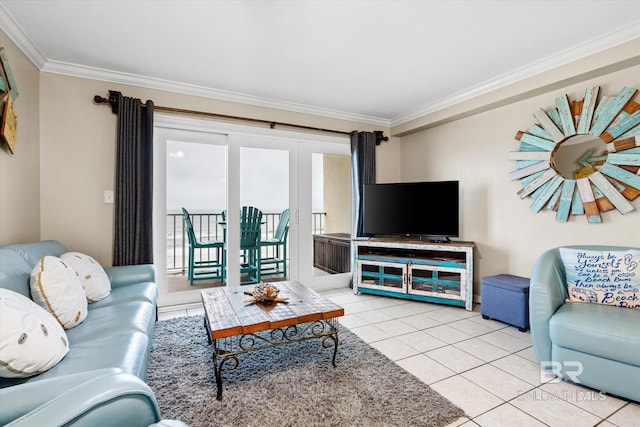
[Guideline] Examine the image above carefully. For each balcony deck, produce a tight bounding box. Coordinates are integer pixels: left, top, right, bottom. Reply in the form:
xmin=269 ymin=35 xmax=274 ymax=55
xmin=166 ymin=211 xmax=326 ymax=293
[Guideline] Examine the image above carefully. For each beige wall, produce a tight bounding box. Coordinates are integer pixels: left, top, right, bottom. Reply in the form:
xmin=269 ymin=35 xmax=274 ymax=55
xmin=0 ymin=31 xmax=40 ymax=245
xmin=376 ymin=135 xmax=401 ymax=183
xmin=323 ymin=154 xmax=351 ymax=234
xmin=398 ymin=64 xmax=640 ymax=298
xmin=38 ymin=76 xmax=117 ymax=262
xmin=37 ymin=73 xmax=394 ymax=265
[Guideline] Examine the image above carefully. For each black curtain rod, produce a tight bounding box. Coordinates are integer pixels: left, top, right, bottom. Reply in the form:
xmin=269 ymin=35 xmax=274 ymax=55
xmin=93 ymin=91 xmax=389 ymax=144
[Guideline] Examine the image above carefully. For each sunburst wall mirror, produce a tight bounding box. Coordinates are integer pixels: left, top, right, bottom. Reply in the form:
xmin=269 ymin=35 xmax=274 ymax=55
xmin=509 ymin=85 xmax=640 ymax=223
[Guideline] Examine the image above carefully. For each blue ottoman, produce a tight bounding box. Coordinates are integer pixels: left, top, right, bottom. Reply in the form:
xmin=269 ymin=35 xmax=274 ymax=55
xmin=481 ymin=274 xmax=530 ymax=332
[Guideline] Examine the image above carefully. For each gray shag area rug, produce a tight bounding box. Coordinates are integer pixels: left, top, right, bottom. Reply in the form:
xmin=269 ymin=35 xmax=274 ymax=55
xmin=148 ymin=315 xmax=464 ymax=427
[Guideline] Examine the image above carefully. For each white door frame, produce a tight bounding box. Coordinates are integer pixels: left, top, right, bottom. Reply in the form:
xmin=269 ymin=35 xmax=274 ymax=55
xmin=229 ymin=133 xmax=299 ymax=284
xmin=298 ymin=141 xmax=352 ymax=290
xmin=154 ymin=114 xmax=349 ymax=307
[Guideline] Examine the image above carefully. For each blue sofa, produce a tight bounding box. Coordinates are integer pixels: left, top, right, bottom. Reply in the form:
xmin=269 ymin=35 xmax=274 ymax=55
xmin=530 ymin=245 xmax=640 ymax=403
xmin=0 ymin=240 xmax=177 ymax=426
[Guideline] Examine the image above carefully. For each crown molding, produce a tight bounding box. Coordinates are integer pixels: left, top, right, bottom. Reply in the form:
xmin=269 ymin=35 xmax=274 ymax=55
xmin=2 ymin=0 xmax=638 ymax=130
xmin=390 ymin=20 xmax=640 ymax=127
xmin=0 ymin=3 xmax=389 ymax=127
xmin=42 ymin=60 xmax=391 ymax=127
xmin=0 ymin=3 xmax=46 ymax=68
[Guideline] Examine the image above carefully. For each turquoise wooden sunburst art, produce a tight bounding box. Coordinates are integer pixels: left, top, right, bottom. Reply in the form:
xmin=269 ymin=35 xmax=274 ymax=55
xmin=509 ymin=85 xmax=640 ymax=223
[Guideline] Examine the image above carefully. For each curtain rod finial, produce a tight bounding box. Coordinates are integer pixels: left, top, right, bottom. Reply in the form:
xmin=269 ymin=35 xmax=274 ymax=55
xmin=93 ymin=91 xmax=121 ymax=114
xmin=374 ymin=131 xmax=388 ymax=145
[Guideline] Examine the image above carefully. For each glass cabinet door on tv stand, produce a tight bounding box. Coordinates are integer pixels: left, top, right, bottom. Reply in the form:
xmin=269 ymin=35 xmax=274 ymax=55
xmin=408 ymin=264 xmax=465 ymax=299
xmin=356 ymin=259 xmax=407 ymax=294
xmin=354 ymin=238 xmax=475 ymax=311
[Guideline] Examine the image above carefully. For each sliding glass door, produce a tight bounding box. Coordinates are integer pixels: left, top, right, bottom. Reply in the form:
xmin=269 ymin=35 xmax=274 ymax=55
xmin=154 ymin=115 xmax=349 ymax=306
xmin=166 ymin=137 xmax=227 ymax=289
xmin=230 ymin=136 xmax=296 ymax=286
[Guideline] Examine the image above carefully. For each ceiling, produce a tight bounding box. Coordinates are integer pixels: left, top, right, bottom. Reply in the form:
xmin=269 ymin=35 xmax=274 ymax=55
xmin=1 ymin=1 xmax=639 ymax=127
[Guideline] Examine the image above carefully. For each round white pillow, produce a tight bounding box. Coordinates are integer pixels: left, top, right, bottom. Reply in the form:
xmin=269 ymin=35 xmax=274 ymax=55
xmin=30 ymin=256 xmax=88 ymax=329
xmin=60 ymin=252 xmax=111 ymax=303
xmin=0 ymin=288 xmax=69 ymax=378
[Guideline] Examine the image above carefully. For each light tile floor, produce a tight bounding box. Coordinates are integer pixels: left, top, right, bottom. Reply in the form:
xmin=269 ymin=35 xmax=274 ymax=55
xmin=158 ymin=287 xmax=639 ymax=427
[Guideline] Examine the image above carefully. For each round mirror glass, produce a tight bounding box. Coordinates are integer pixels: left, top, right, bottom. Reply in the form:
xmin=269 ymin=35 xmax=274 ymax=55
xmin=552 ymin=134 xmax=607 ymax=179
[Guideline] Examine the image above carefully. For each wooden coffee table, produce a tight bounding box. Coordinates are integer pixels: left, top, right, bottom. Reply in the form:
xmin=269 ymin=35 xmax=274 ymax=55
xmin=201 ymin=281 xmax=344 ymax=400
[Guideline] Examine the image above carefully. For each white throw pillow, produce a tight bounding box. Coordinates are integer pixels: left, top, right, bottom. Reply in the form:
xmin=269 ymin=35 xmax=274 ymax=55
xmin=0 ymin=288 xmax=69 ymax=378
xmin=60 ymin=252 xmax=111 ymax=303
xmin=559 ymin=248 xmax=640 ymax=309
xmin=30 ymin=256 xmax=88 ymax=329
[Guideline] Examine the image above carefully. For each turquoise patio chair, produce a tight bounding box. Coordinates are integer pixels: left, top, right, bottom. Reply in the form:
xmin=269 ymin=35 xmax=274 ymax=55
xmin=182 ymin=208 xmax=224 ymax=285
xmin=221 ymin=206 xmax=263 ymax=285
xmin=260 ymin=208 xmax=289 ymax=278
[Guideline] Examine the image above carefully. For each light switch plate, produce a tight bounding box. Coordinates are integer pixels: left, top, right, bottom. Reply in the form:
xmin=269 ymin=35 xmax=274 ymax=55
xmin=104 ymin=190 xmax=114 ymax=204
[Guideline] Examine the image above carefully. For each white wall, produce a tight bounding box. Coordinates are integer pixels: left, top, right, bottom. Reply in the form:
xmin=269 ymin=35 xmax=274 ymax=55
xmin=398 ymin=64 xmax=640 ymax=298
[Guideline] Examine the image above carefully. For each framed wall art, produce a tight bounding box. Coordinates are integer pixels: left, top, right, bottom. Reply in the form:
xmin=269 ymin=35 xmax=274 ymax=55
xmin=1 ymin=92 xmax=17 ymax=154
xmin=0 ymin=47 xmax=19 ymax=101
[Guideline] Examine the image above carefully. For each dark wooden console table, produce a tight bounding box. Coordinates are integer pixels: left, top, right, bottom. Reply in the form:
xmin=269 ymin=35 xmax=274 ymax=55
xmin=313 ymin=233 xmax=351 ymax=274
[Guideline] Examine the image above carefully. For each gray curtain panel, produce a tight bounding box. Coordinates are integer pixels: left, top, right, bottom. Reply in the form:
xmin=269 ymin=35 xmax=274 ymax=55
xmin=350 ymin=131 xmax=376 ymax=238
xmin=113 ymin=94 xmax=154 ymax=266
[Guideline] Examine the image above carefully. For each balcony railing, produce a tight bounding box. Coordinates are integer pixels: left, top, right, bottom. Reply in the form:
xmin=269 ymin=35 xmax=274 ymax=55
xmin=167 ymin=211 xmax=326 ymax=273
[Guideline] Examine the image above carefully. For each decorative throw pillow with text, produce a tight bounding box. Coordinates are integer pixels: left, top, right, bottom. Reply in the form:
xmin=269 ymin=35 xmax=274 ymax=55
xmin=559 ymin=248 xmax=640 ymax=309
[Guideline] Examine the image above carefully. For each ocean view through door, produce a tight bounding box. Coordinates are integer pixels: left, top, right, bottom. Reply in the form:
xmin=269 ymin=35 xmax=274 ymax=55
xmin=164 ymin=132 xmax=228 ymax=294
xmin=237 ymin=144 xmax=291 ymax=285
xmin=162 ymin=136 xmax=295 ymax=291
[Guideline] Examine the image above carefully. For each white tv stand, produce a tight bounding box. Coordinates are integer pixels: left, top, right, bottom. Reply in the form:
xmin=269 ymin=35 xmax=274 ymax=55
xmin=353 ymin=238 xmax=475 ymax=310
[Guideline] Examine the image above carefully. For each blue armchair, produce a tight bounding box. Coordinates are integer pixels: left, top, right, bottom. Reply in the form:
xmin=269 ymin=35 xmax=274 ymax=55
xmin=530 ymin=245 xmax=640 ymax=402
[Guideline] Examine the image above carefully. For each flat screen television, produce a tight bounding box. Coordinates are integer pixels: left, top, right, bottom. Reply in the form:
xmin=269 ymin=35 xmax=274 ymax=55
xmin=363 ymin=181 xmax=459 ymax=241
